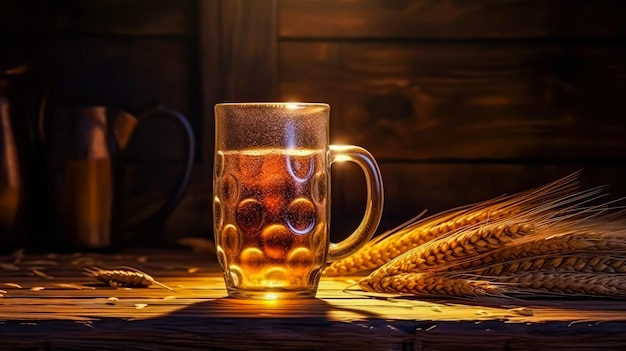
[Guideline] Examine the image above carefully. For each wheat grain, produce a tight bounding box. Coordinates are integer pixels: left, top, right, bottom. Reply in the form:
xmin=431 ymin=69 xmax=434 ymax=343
xmin=84 ymin=267 xmax=172 ymax=290
xmin=324 ymin=172 xmax=583 ymax=276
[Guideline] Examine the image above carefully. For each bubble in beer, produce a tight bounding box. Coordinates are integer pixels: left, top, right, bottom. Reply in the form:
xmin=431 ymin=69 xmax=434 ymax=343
xmin=239 ymin=153 xmax=264 ymax=178
xmin=287 ymin=247 xmax=315 ymax=274
xmin=236 ymin=198 xmax=264 ymax=232
xmin=311 ymin=173 xmax=327 ymax=206
xmin=263 ymin=267 xmax=289 ymax=287
xmin=220 ymin=224 xmax=241 ymax=256
xmin=286 ymin=197 xmax=316 ymax=234
xmin=260 ymin=224 xmax=295 ymax=259
xmin=215 ymin=151 xmax=225 ymax=177
xmin=263 ymin=194 xmax=287 ymax=219
xmin=219 ymin=174 xmax=239 ymax=205
xmin=214 ymin=197 xmax=224 ymax=231
xmin=287 ymin=153 xmax=314 ymax=182
xmin=239 ymin=247 xmax=266 ymax=272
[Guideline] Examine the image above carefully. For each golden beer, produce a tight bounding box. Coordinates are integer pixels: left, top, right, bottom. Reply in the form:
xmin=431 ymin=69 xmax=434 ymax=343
xmin=214 ymin=149 xmax=327 ymax=297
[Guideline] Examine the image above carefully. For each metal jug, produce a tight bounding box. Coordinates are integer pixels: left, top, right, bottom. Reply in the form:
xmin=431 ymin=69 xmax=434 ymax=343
xmin=0 ymin=79 xmax=21 ymax=246
xmin=0 ymin=64 xmax=44 ymax=252
xmin=42 ymin=105 xmax=195 ymax=251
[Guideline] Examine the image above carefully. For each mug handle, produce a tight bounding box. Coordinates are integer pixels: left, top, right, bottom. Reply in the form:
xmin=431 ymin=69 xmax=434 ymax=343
xmin=124 ymin=106 xmax=196 ymax=227
xmin=326 ymin=144 xmax=384 ymax=262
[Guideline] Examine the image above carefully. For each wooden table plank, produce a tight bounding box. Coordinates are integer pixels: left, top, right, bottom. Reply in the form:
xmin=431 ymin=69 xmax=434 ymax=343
xmin=1 ymin=249 xmax=626 ymax=350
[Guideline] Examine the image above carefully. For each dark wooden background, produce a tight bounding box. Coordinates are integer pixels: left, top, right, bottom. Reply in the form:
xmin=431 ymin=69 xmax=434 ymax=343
xmin=1 ymin=0 xmax=625 ymax=248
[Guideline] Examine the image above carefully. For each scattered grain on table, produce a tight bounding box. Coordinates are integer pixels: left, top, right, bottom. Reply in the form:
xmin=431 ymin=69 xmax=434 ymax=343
xmin=32 ymin=269 xmax=54 ymax=280
xmin=509 ymin=307 xmax=534 ymax=316
xmin=54 ymin=283 xmax=93 ymax=290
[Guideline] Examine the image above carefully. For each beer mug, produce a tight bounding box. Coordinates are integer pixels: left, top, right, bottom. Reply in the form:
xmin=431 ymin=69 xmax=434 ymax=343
xmin=213 ymin=102 xmax=383 ymax=299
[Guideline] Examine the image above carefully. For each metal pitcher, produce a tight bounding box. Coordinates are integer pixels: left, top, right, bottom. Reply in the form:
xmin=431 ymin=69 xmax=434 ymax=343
xmin=42 ymin=106 xmax=195 ymax=250
xmin=0 ymin=64 xmax=44 ymax=252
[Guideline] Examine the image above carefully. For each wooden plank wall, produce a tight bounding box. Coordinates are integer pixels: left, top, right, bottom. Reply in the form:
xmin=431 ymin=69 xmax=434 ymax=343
xmin=3 ymin=0 xmax=626 ymax=249
xmin=277 ymin=0 xmax=626 ymax=238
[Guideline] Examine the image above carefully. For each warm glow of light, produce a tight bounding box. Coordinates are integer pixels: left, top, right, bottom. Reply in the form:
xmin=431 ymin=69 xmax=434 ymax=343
xmin=285 ymin=103 xmax=300 ymax=110
xmin=263 ymin=293 xmax=280 ymax=302
xmin=334 ymin=154 xmax=351 ymax=163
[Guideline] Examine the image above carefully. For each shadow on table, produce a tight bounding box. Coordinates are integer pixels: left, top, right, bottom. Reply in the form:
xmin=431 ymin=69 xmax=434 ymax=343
xmin=127 ymin=297 xmax=414 ymax=350
xmin=166 ymin=295 xmax=383 ymax=319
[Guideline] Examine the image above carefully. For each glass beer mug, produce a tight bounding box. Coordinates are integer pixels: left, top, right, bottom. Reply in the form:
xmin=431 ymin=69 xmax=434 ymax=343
xmin=213 ymin=103 xmax=383 ymax=299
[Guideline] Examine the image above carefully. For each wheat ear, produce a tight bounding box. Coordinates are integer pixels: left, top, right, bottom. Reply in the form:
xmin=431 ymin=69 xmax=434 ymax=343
xmin=324 ymin=172 xmax=582 ymax=276
xmin=358 ymin=272 xmax=503 ymax=297
xmin=491 ymin=271 xmax=626 ymax=297
xmin=455 ymin=223 xmax=626 ymax=272
xmin=472 ymin=254 xmax=626 ymax=275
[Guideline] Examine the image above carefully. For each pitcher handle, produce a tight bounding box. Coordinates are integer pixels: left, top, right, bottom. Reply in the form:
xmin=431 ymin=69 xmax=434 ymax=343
xmin=327 ymin=144 xmax=384 ymax=262
xmin=126 ymin=106 xmax=195 ymax=226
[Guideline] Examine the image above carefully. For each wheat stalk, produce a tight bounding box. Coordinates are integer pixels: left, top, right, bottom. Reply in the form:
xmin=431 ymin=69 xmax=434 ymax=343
xmin=359 ymin=269 xmax=626 ymax=298
xmin=324 ymin=172 xmax=583 ymax=276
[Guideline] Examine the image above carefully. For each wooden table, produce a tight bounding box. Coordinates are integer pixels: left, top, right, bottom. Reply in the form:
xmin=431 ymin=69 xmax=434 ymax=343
xmin=1 ymin=248 xmax=625 ymax=351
